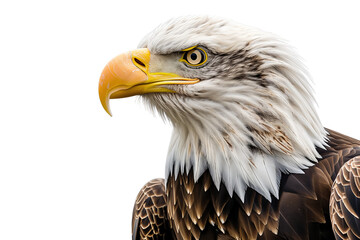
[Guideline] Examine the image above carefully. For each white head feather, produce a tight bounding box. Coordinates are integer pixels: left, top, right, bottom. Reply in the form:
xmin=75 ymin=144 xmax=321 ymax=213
xmin=138 ymin=16 xmax=327 ymax=202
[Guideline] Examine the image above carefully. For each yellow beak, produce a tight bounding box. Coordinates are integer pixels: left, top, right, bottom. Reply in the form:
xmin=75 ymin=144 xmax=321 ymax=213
xmin=98 ymin=48 xmax=199 ymax=116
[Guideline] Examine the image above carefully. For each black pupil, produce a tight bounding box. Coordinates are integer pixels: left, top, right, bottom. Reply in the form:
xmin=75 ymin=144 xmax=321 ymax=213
xmin=190 ymin=52 xmax=198 ymax=61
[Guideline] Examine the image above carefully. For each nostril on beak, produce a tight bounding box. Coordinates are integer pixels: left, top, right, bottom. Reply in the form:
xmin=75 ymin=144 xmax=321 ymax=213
xmin=134 ymin=58 xmax=146 ymax=68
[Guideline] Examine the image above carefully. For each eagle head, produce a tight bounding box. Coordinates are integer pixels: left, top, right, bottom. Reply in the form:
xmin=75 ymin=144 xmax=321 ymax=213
xmin=99 ymin=16 xmax=327 ymax=201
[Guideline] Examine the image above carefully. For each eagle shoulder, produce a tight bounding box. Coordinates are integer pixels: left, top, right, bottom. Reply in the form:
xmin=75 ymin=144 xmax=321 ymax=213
xmin=277 ymin=129 xmax=360 ymax=240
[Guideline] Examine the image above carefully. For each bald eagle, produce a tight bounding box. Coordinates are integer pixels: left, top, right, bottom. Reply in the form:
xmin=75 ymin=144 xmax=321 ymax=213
xmin=98 ymin=16 xmax=360 ymax=240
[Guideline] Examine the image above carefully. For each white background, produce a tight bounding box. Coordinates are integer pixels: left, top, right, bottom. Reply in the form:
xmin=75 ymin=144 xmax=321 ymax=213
xmin=1 ymin=0 xmax=359 ymax=239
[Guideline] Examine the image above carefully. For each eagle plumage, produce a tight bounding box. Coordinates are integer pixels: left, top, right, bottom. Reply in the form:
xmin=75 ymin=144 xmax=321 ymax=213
xmin=98 ymin=16 xmax=360 ymax=240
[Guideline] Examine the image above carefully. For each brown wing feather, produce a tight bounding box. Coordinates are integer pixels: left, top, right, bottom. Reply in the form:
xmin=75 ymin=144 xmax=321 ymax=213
xmin=330 ymin=156 xmax=360 ymax=240
xmin=132 ymin=178 xmax=173 ymax=240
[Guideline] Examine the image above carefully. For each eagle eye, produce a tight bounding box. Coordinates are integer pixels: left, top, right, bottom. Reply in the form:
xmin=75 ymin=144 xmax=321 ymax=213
xmin=181 ymin=47 xmax=207 ymax=67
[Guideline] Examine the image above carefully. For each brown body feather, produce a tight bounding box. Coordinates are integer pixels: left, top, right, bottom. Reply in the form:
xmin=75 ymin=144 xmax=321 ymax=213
xmin=132 ymin=129 xmax=360 ymax=239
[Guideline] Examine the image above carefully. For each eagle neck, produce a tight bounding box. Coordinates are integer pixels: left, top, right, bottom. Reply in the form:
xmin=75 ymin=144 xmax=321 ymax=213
xmin=164 ymin=109 xmax=325 ymax=202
